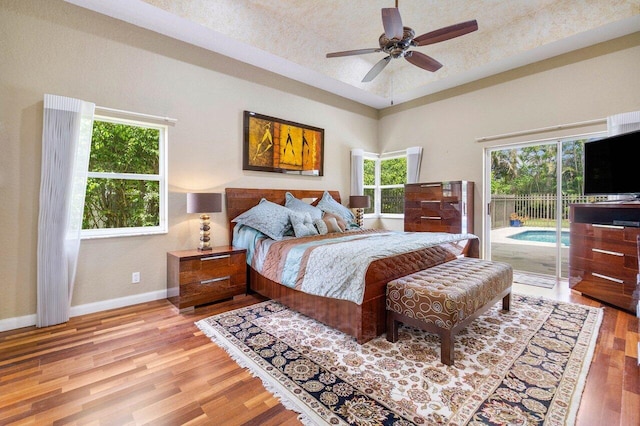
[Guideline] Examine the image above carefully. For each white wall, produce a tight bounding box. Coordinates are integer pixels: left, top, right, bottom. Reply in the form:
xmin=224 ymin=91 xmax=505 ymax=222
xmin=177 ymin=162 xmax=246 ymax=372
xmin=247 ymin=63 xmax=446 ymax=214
xmin=0 ymin=0 xmax=378 ymax=324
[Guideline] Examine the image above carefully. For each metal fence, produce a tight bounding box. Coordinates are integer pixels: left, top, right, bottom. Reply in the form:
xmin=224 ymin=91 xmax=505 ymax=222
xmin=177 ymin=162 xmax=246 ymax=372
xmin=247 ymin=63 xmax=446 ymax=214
xmin=490 ymin=194 xmax=608 ymax=229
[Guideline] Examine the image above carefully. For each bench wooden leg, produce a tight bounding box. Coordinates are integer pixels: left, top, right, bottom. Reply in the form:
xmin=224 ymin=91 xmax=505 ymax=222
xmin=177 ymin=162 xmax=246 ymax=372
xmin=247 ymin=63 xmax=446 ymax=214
xmin=440 ymin=331 xmax=454 ymax=365
xmin=386 ymin=313 xmax=399 ymax=343
xmin=502 ymin=292 xmax=511 ymax=311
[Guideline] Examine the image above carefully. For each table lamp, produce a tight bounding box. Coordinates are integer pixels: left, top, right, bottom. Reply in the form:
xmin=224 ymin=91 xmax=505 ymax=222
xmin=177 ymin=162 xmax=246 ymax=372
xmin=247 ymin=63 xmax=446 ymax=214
xmin=349 ymin=195 xmax=370 ymax=227
xmin=187 ymin=192 xmax=222 ymax=251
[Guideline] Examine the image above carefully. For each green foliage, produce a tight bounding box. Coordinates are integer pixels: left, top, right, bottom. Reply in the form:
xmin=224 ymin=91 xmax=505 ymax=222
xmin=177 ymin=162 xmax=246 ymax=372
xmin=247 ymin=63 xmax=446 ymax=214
xmin=83 ymin=121 xmax=160 ymax=229
xmin=380 ymin=157 xmax=406 ymax=185
xmin=491 ymin=140 xmax=585 ymax=195
xmin=364 ymin=159 xmax=375 ymax=185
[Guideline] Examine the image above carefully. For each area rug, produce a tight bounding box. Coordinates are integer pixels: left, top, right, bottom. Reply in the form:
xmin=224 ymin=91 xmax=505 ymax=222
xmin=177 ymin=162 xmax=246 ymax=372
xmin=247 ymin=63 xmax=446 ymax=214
xmin=513 ymin=271 xmax=557 ymax=289
xmin=196 ymin=295 xmax=602 ymax=425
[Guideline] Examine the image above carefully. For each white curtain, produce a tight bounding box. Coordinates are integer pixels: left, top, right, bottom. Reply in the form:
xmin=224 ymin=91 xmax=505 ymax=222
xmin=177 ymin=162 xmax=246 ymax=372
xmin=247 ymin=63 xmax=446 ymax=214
xmin=406 ymin=146 xmax=423 ymax=184
xmin=37 ymin=95 xmax=95 ymax=327
xmin=350 ymin=148 xmax=364 ymax=195
xmin=607 ymin=111 xmax=640 ymax=135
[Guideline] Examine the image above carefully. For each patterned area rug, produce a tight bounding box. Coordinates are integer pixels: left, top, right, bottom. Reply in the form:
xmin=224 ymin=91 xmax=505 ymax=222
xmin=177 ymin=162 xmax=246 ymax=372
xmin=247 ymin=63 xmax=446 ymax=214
xmin=196 ymin=295 xmax=602 ymax=425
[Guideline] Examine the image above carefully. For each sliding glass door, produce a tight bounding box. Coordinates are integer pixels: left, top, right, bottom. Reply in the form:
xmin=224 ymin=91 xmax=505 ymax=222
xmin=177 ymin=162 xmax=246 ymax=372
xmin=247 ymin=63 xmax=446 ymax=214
xmin=485 ymin=135 xmax=602 ymax=279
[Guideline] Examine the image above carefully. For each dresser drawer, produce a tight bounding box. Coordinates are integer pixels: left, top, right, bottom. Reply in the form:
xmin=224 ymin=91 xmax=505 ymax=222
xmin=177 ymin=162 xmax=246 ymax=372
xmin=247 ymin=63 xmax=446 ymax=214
xmin=571 ymin=222 xmax=640 ymax=244
xmin=406 ymin=182 xmax=444 ymax=199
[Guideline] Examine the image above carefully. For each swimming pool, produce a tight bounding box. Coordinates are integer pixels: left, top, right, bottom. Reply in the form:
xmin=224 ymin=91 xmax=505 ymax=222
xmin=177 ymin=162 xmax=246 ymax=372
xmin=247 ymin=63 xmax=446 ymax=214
xmin=507 ymin=230 xmax=570 ymax=246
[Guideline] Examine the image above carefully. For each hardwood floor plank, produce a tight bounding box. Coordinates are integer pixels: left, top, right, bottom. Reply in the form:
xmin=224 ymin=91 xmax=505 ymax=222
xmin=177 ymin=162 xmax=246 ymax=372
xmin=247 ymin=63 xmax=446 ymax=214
xmin=0 ymin=286 xmax=638 ymax=425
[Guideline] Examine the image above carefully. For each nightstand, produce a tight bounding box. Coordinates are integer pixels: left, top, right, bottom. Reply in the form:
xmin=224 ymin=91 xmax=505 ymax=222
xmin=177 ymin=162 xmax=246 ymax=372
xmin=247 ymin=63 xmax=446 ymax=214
xmin=167 ymin=246 xmax=247 ymax=311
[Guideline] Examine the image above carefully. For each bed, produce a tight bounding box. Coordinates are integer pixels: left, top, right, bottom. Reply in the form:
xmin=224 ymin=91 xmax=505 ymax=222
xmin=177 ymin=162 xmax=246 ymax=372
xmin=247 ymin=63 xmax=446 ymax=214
xmin=225 ymin=188 xmax=480 ymax=344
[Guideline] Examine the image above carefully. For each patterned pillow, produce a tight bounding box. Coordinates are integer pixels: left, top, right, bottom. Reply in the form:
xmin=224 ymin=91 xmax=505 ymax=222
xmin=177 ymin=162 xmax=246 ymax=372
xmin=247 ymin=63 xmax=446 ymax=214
xmin=231 ymin=198 xmax=292 ymax=241
xmin=316 ymin=191 xmax=355 ymax=225
xmin=284 ymin=192 xmax=323 ymax=220
xmin=313 ymin=218 xmax=328 ymax=235
xmin=290 ymin=211 xmax=319 ymax=238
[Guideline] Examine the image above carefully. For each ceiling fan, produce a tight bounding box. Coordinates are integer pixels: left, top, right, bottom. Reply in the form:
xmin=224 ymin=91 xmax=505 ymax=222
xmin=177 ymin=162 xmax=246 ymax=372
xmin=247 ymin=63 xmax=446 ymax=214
xmin=326 ymin=3 xmax=478 ymax=83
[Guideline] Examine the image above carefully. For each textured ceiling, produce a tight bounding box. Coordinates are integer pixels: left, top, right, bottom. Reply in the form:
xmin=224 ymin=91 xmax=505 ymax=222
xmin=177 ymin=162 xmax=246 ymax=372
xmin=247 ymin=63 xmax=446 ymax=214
xmin=67 ymin=0 xmax=640 ymax=109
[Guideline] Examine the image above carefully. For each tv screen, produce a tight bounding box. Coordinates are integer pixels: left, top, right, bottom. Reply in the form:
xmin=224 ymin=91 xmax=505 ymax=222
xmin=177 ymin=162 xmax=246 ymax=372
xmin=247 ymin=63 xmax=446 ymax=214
xmin=583 ymin=129 xmax=640 ymax=196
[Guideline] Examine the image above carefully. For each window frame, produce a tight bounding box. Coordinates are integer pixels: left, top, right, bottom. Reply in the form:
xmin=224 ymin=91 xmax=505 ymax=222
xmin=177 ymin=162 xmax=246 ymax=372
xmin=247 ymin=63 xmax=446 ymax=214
xmin=81 ymin=115 xmax=168 ymax=239
xmin=363 ymin=150 xmax=407 ymax=219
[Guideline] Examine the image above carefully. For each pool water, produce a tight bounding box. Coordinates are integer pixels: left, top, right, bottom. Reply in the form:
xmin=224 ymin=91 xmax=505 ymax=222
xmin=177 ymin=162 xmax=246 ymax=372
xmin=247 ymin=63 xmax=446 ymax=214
xmin=508 ymin=230 xmax=570 ymax=246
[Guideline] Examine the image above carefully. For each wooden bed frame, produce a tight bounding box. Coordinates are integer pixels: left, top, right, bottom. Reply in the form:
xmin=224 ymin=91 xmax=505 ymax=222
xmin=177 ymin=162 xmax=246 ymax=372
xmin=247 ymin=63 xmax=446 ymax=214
xmin=225 ymin=188 xmax=479 ymax=344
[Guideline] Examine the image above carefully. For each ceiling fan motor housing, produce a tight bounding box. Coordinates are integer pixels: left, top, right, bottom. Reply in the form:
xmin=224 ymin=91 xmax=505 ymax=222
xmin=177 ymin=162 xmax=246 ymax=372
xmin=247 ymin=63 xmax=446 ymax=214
xmin=379 ymin=27 xmax=415 ymax=58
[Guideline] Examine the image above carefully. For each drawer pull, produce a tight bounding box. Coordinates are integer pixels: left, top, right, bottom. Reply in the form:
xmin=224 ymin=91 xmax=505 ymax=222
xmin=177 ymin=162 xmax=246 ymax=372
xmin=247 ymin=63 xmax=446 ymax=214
xmin=591 ymin=248 xmax=624 ymax=257
xmin=421 ymin=216 xmax=442 ymax=220
xmin=421 ymin=200 xmax=440 ymax=203
xmin=201 ymin=254 xmax=231 ymax=261
xmin=420 ymin=184 xmax=441 ymax=188
xmin=592 ymin=224 xmax=624 ymax=230
xmin=591 ymin=272 xmax=624 ymax=284
xmin=200 ymin=276 xmax=231 ymax=285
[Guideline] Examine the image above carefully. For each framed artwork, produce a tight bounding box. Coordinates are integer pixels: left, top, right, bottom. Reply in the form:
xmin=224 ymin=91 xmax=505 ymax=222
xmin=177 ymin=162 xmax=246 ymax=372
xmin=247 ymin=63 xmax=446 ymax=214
xmin=243 ymin=111 xmax=324 ymax=176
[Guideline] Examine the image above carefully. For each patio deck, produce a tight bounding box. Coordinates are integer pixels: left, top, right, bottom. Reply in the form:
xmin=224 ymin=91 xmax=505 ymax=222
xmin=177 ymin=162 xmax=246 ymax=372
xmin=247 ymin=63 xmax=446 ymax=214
xmin=490 ymin=226 xmax=569 ymax=277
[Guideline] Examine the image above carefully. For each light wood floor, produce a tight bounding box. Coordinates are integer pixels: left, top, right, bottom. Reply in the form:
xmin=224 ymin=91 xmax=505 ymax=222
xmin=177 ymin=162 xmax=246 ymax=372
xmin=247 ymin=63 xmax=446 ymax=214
xmin=1 ymin=283 xmax=638 ymax=425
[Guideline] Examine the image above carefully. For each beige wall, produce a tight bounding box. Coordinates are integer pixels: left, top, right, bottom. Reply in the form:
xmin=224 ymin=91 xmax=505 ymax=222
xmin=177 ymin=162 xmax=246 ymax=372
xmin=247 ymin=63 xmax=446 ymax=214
xmin=1 ymin=0 xmax=639 ymax=328
xmin=0 ymin=0 xmax=378 ymax=324
xmin=379 ymin=32 xmax=640 ymax=236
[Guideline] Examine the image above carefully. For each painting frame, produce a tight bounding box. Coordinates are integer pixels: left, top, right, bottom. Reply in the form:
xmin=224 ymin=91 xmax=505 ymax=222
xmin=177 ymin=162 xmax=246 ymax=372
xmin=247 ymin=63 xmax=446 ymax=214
xmin=243 ymin=111 xmax=324 ymax=176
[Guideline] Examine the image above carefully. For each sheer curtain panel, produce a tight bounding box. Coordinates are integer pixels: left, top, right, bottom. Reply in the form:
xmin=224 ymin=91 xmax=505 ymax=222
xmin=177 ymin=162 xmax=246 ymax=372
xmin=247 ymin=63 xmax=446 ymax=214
xmin=406 ymin=146 xmax=423 ymax=184
xmin=351 ymin=149 xmax=364 ymax=195
xmin=607 ymin=110 xmax=640 ymax=135
xmin=37 ymin=95 xmax=95 ymax=327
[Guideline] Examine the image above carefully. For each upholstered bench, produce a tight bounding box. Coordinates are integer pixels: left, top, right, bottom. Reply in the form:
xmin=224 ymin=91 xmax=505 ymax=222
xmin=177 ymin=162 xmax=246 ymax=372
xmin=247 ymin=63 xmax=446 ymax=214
xmin=386 ymin=257 xmax=513 ymax=366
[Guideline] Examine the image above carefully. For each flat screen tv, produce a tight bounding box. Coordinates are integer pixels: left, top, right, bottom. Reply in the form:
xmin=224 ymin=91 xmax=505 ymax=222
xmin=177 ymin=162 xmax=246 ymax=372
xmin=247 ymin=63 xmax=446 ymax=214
xmin=583 ymin=129 xmax=640 ymax=197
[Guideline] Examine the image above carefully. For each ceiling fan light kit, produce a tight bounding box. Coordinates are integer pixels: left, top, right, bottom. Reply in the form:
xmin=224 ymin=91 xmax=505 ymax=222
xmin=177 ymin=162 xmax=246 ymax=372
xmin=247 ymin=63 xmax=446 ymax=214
xmin=326 ymin=6 xmax=478 ymax=83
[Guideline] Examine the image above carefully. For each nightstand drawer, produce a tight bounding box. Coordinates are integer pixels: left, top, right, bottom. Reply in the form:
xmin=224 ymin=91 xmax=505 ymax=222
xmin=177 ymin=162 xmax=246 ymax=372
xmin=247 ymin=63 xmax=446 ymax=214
xmin=167 ymin=247 xmax=247 ymax=310
xmin=179 ymin=277 xmax=245 ymax=308
xmin=179 ymin=252 xmax=244 ymax=284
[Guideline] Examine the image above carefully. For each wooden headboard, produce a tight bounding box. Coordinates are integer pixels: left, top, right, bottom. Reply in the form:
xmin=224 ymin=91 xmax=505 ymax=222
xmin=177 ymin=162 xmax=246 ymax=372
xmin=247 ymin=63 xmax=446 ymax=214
xmin=225 ymin=188 xmax=341 ymax=243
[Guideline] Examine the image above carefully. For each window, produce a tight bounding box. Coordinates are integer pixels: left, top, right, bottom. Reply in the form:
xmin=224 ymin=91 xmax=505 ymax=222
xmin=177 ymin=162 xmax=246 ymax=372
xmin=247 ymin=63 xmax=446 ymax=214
xmin=363 ymin=152 xmax=407 ymax=217
xmin=82 ymin=116 xmax=167 ymax=238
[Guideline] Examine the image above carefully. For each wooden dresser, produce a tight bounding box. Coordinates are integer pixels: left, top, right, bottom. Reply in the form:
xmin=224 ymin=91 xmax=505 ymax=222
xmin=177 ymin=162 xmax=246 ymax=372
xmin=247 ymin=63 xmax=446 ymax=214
xmin=569 ymin=203 xmax=640 ymax=313
xmin=404 ymin=181 xmax=474 ymax=234
xmin=167 ymin=246 xmax=247 ymax=311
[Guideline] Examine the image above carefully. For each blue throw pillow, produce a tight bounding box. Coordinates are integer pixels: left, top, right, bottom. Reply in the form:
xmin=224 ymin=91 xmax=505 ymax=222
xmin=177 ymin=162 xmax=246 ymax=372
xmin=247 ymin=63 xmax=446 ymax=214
xmin=289 ymin=211 xmax=319 ymax=237
xmin=231 ymin=198 xmax=292 ymax=241
xmin=316 ymin=191 xmax=355 ymax=225
xmin=284 ymin=192 xmax=323 ymax=220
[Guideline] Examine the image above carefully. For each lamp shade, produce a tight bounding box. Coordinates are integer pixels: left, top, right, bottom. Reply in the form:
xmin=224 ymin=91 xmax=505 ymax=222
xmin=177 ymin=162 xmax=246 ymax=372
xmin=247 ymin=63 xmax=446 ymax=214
xmin=187 ymin=192 xmax=222 ymax=214
xmin=349 ymin=195 xmax=370 ymax=209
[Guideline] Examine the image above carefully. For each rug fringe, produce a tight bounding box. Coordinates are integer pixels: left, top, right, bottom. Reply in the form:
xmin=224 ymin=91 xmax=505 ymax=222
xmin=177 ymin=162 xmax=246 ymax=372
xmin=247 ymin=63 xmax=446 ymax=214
xmin=195 ymin=317 xmax=333 ymax=426
xmin=563 ymin=306 xmax=604 ymax=426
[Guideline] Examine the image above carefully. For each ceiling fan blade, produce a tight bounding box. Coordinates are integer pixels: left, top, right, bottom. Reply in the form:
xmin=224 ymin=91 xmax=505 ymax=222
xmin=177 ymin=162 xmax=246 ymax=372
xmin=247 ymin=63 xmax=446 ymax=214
xmin=414 ymin=19 xmax=478 ymax=46
xmin=382 ymin=8 xmax=403 ymax=40
xmin=326 ymin=48 xmax=381 ymax=58
xmin=362 ymin=56 xmax=391 ymax=82
xmin=405 ymin=51 xmax=443 ymax=72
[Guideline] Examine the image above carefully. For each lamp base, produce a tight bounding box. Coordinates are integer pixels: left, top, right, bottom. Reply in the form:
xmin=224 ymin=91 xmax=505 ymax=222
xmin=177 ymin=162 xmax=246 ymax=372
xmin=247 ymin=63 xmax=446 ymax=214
xmin=197 ymin=213 xmax=213 ymax=251
xmin=353 ymin=208 xmax=364 ymax=227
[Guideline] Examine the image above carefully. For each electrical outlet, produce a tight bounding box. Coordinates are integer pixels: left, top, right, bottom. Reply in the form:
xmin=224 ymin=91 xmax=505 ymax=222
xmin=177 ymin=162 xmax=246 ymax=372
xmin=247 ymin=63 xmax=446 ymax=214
xmin=132 ymin=272 xmax=140 ymax=283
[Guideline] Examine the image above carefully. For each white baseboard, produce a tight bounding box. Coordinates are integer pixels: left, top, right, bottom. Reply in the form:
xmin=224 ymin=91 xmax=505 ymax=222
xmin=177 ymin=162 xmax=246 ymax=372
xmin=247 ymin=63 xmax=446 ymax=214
xmin=0 ymin=290 xmax=168 ymax=333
